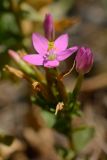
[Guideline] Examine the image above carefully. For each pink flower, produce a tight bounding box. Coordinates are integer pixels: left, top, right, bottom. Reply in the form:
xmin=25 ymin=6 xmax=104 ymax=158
xmin=23 ymin=33 xmax=78 ymax=68
xmin=75 ymin=47 xmax=93 ymax=74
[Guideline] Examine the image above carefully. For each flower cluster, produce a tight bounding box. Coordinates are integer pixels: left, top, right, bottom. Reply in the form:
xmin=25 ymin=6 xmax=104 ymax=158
xmin=23 ymin=14 xmax=93 ymax=74
xmin=5 ymin=12 xmax=95 ymax=160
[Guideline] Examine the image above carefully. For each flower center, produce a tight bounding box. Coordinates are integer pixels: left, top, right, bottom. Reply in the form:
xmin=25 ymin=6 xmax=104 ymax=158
xmin=48 ymin=53 xmax=56 ymax=60
xmin=46 ymin=41 xmax=57 ymax=61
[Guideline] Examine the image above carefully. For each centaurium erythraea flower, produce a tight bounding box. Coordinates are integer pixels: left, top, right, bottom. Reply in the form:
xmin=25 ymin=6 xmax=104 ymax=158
xmin=75 ymin=47 xmax=93 ymax=74
xmin=23 ymin=33 xmax=78 ymax=68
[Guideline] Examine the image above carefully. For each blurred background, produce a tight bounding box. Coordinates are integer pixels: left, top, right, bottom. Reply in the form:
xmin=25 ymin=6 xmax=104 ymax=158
xmin=0 ymin=0 xmax=107 ymax=160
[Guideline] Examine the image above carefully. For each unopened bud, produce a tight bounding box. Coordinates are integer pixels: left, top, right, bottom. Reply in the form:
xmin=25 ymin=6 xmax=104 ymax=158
xmin=8 ymin=49 xmax=20 ymax=63
xmin=44 ymin=13 xmax=55 ymax=41
xmin=75 ymin=47 xmax=93 ymax=74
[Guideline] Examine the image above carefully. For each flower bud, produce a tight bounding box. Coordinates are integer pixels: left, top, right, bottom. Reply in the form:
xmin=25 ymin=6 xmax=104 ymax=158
xmin=75 ymin=47 xmax=93 ymax=74
xmin=8 ymin=49 xmax=20 ymax=63
xmin=44 ymin=13 xmax=55 ymax=41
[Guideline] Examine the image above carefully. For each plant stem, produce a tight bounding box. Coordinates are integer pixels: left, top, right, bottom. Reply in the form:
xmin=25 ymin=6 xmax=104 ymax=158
xmin=72 ymin=73 xmax=84 ymax=101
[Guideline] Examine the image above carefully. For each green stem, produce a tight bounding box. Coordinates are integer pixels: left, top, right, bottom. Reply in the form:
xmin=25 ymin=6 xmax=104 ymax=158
xmin=56 ymin=78 xmax=68 ymax=103
xmin=68 ymin=74 xmax=84 ymax=149
xmin=72 ymin=74 xmax=84 ymax=101
xmin=45 ymin=68 xmax=68 ymax=103
xmin=45 ymin=68 xmax=57 ymax=102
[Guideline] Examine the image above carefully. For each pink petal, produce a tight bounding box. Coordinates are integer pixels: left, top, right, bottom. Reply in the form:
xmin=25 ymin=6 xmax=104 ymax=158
xmin=75 ymin=47 xmax=85 ymax=62
xmin=23 ymin=54 xmax=44 ymax=65
xmin=75 ymin=47 xmax=86 ymax=67
xmin=77 ymin=54 xmax=88 ymax=70
xmin=54 ymin=34 xmax=68 ymax=52
xmin=32 ymin=33 xmax=48 ymax=55
xmin=44 ymin=60 xmax=59 ymax=68
xmin=87 ymin=52 xmax=93 ymax=66
xmin=57 ymin=46 xmax=78 ymax=61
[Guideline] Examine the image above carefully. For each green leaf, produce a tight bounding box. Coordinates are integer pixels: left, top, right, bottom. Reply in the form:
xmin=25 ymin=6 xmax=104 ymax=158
xmin=56 ymin=147 xmax=75 ymax=160
xmin=72 ymin=126 xmax=94 ymax=152
xmin=41 ymin=109 xmax=56 ymax=128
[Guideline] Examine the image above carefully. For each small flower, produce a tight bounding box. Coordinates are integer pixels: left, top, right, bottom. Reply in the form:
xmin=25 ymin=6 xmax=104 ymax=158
xmin=44 ymin=13 xmax=55 ymax=41
xmin=75 ymin=47 xmax=93 ymax=74
xmin=23 ymin=33 xmax=78 ymax=68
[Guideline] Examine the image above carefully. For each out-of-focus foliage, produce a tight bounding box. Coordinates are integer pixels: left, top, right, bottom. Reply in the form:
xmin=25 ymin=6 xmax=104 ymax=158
xmin=0 ymin=0 xmax=22 ymax=68
xmin=72 ymin=126 xmax=94 ymax=152
xmin=0 ymin=133 xmax=14 ymax=146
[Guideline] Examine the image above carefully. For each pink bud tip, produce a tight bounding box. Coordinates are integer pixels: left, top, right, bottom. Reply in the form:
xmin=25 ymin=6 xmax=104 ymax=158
xmin=75 ymin=47 xmax=94 ymax=74
xmin=8 ymin=49 xmax=20 ymax=62
xmin=44 ymin=13 xmax=55 ymax=41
